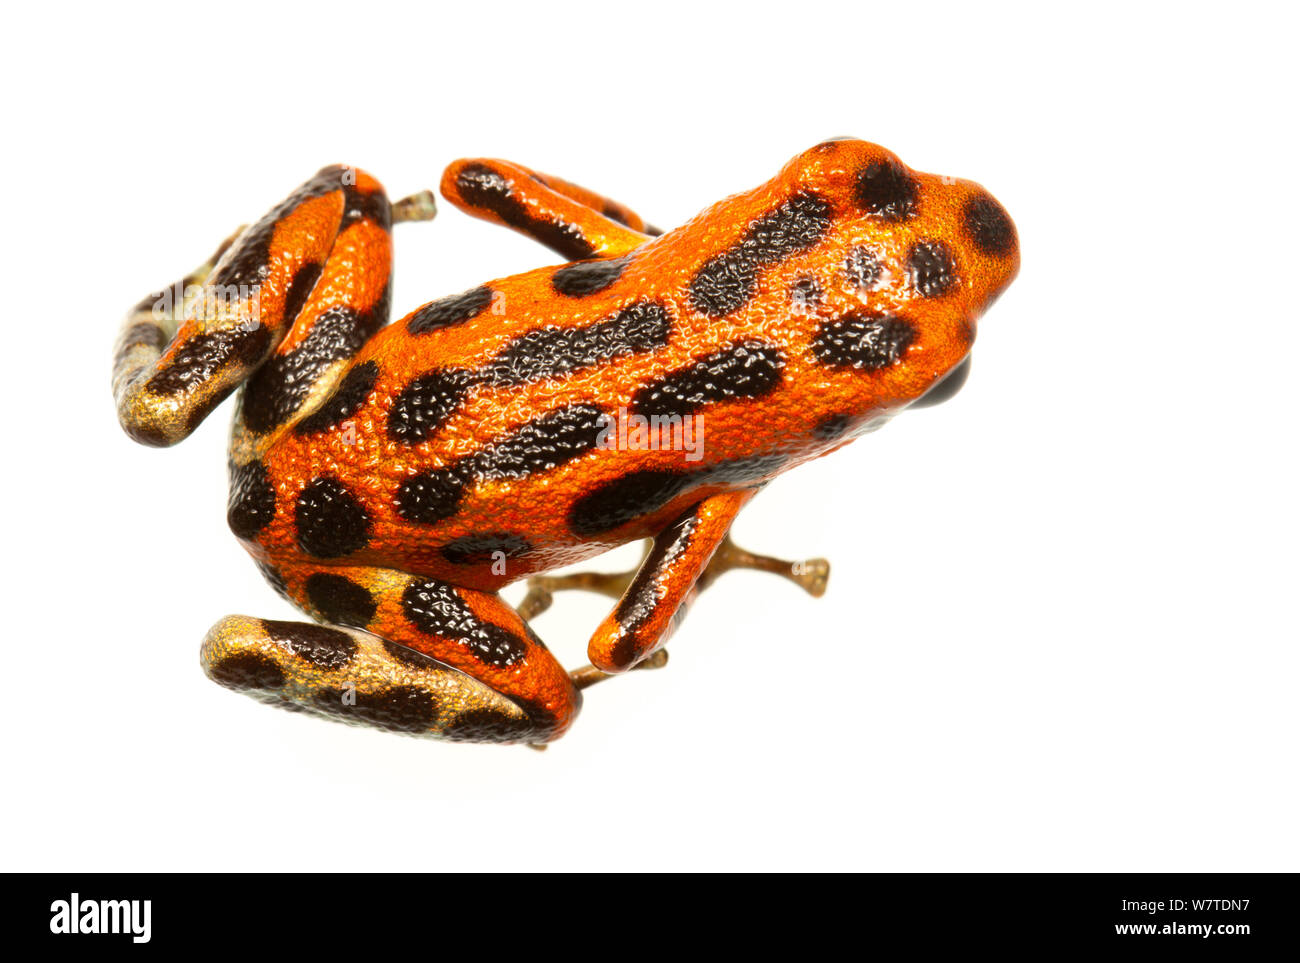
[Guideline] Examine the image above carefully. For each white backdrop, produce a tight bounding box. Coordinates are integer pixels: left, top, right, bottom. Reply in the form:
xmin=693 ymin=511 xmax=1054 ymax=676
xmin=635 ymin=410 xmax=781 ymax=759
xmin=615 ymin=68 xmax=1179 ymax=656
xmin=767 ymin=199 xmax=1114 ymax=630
xmin=3 ymin=1 xmax=1295 ymax=871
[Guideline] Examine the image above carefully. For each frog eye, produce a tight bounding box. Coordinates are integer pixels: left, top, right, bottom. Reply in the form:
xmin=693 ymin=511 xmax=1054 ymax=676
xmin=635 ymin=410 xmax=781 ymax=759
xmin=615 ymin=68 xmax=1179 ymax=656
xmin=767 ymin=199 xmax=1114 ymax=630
xmin=911 ymin=355 xmax=972 ymax=408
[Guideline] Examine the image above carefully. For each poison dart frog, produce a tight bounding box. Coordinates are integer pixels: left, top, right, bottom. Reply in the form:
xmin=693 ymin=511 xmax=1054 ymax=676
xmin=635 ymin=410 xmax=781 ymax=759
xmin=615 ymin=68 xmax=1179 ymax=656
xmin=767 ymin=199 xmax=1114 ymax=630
xmin=112 ymin=139 xmax=1019 ymax=746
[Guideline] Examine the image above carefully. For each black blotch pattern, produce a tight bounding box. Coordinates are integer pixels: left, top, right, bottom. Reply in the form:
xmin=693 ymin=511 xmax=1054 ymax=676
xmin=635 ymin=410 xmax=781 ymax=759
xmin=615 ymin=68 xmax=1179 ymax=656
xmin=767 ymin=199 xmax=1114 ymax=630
xmin=304 ymin=573 xmax=377 ymax=628
xmin=964 ymin=194 xmax=1016 ymax=256
xmin=311 ymin=686 xmax=438 ymax=733
xmin=483 ymin=301 xmax=672 ymax=386
xmin=281 ymin=262 xmax=323 ymax=326
xmin=569 ymin=469 xmax=691 ymax=536
xmin=551 ymin=256 xmax=631 ymax=297
xmin=340 ymin=185 xmax=391 ymax=231
xmin=261 ymin=619 xmax=357 ymax=669
xmin=812 ymin=312 xmax=916 ymax=370
xmin=631 ymin=340 xmax=785 ymax=417
xmin=209 ymin=652 xmax=285 ymax=691
xmin=443 ymin=708 xmax=536 ymax=744
xmin=146 ymin=324 xmax=270 ymax=395
xmin=470 ymin=404 xmax=607 ymax=480
xmin=295 ymin=477 xmax=372 ymax=558
xmin=294 ymin=360 xmax=379 ymax=435
xmin=255 ymin=560 xmax=291 ymax=600
xmin=227 ymin=460 xmax=276 ymax=539
xmin=242 ymin=296 xmax=388 ymax=434
xmin=689 ymin=192 xmax=833 ymax=317
xmin=440 ymin=533 xmax=533 ymax=565
xmin=455 ymin=163 xmax=595 ymax=260
xmin=845 ymin=246 xmax=882 ymax=289
xmin=208 ymin=166 xmax=343 ymax=291
xmin=387 ymin=368 xmax=474 ymax=443
xmin=907 ymin=241 xmax=958 ymax=298
xmin=813 ymin=413 xmax=853 ymax=440
xmin=567 ymin=454 xmax=788 ymax=537
xmin=407 ymin=286 xmax=494 ymax=335
xmin=855 ymin=160 xmax=918 ymax=221
xmin=396 ymin=468 xmax=466 ymax=524
xmin=401 ymin=580 xmax=529 ymax=667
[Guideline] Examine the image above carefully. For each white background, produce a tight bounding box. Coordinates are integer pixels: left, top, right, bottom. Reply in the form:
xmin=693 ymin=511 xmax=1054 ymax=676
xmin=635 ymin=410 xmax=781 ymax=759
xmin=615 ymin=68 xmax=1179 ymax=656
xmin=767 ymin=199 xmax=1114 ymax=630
xmin=2 ymin=1 xmax=1295 ymax=872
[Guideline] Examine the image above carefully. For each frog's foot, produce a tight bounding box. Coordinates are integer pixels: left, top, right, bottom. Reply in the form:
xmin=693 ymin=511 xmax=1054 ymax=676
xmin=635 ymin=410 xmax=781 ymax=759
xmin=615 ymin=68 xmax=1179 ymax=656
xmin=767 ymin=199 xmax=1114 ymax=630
xmin=697 ymin=534 xmax=830 ymax=598
xmin=391 ymin=189 xmax=438 ymax=223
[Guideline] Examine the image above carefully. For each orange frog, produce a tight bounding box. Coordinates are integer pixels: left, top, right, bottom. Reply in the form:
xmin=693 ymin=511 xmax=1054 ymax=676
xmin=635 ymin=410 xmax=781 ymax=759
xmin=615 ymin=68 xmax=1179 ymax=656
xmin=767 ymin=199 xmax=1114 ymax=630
xmin=112 ymin=139 xmax=1019 ymax=745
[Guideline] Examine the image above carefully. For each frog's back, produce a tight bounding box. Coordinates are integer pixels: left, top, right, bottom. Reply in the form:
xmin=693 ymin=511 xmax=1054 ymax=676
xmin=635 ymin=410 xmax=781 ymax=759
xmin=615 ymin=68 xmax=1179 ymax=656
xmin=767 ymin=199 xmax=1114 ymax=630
xmin=250 ymin=139 xmax=1017 ymax=593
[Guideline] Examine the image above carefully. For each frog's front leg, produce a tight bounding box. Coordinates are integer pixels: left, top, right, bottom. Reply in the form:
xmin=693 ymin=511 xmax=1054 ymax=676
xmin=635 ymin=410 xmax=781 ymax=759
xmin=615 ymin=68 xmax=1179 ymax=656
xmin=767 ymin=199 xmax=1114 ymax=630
xmin=522 ymin=491 xmax=831 ymax=682
xmin=202 ymin=565 xmax=581 ymax=744
xmin=440 ymin=157 xmax=658 ymax=259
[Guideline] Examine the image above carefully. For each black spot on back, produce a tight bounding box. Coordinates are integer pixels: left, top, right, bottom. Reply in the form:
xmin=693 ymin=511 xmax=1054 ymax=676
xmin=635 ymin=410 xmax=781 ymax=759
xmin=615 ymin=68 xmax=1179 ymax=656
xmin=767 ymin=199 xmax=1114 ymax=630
xmin=552 ymin=256 xmax=631 ymax=297
xmin=261 ymin=619 xmax=357 ymax=669
xmin=907 ymin=241 xmax=958 ymax=298
xmin=568 ymin=469 xmax=691 ymax=536
xmin=812 ymin=312 xmax=916 ymax=370
xmin=455 ymin=163 xmax=595 ymax=260
xmin=396 ymin=468 xmax=466 ymax=525
xmin=483 ymin=301 xmax=672 ymax=386
xmin=209 ymin=652 xmax=285 ymax=691
xmin=964 ymin=194 xmax=1016 ymax=256
xmin=294 ymin=360 xmax=379 ymax=435
xmin=227 ymin=460 xmax=276 ymax=539
xmin=855 ymin=160 xmax=918 ymax=221
xmin=146 ymin=324 xmax=271 ymax=395
xmin=401 ymin=580 xmax=530 ymax=667
xmin=469 ymin=404 xmax=607 ymax=481
xmin=407 ymin=286 xmax=494 ymax=335
xmin=689 ymin=192 xmax=833 ymax=317
xmin=304 ymin=573 xmax=377 ymax=628
xmin=295 ymin=477 xmax=371 ymax=558
xmin=387 ymin=368 xmax=475 ymax=443
xmin=631 ymin=340 xmax=785 ymax=417
xmin=440 ymin=533 xmax=533 ymax=565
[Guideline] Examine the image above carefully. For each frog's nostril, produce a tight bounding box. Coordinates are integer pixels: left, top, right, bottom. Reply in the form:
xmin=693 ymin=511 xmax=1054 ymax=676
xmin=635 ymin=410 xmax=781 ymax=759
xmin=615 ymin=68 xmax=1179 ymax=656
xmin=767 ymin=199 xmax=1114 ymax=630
xmin=912 ymin=356 xmax=972 ymax=409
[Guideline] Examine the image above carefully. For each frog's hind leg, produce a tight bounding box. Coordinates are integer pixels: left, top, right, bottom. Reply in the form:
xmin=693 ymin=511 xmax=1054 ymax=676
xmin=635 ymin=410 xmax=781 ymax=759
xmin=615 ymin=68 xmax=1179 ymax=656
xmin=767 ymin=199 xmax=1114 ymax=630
xmin=440 ymin=157 xmax=659 ymax=259
xmin=204 ymin=563 xmax=581 ymax=744
xmin=114 ymin=166 xmax=435 ymax=449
